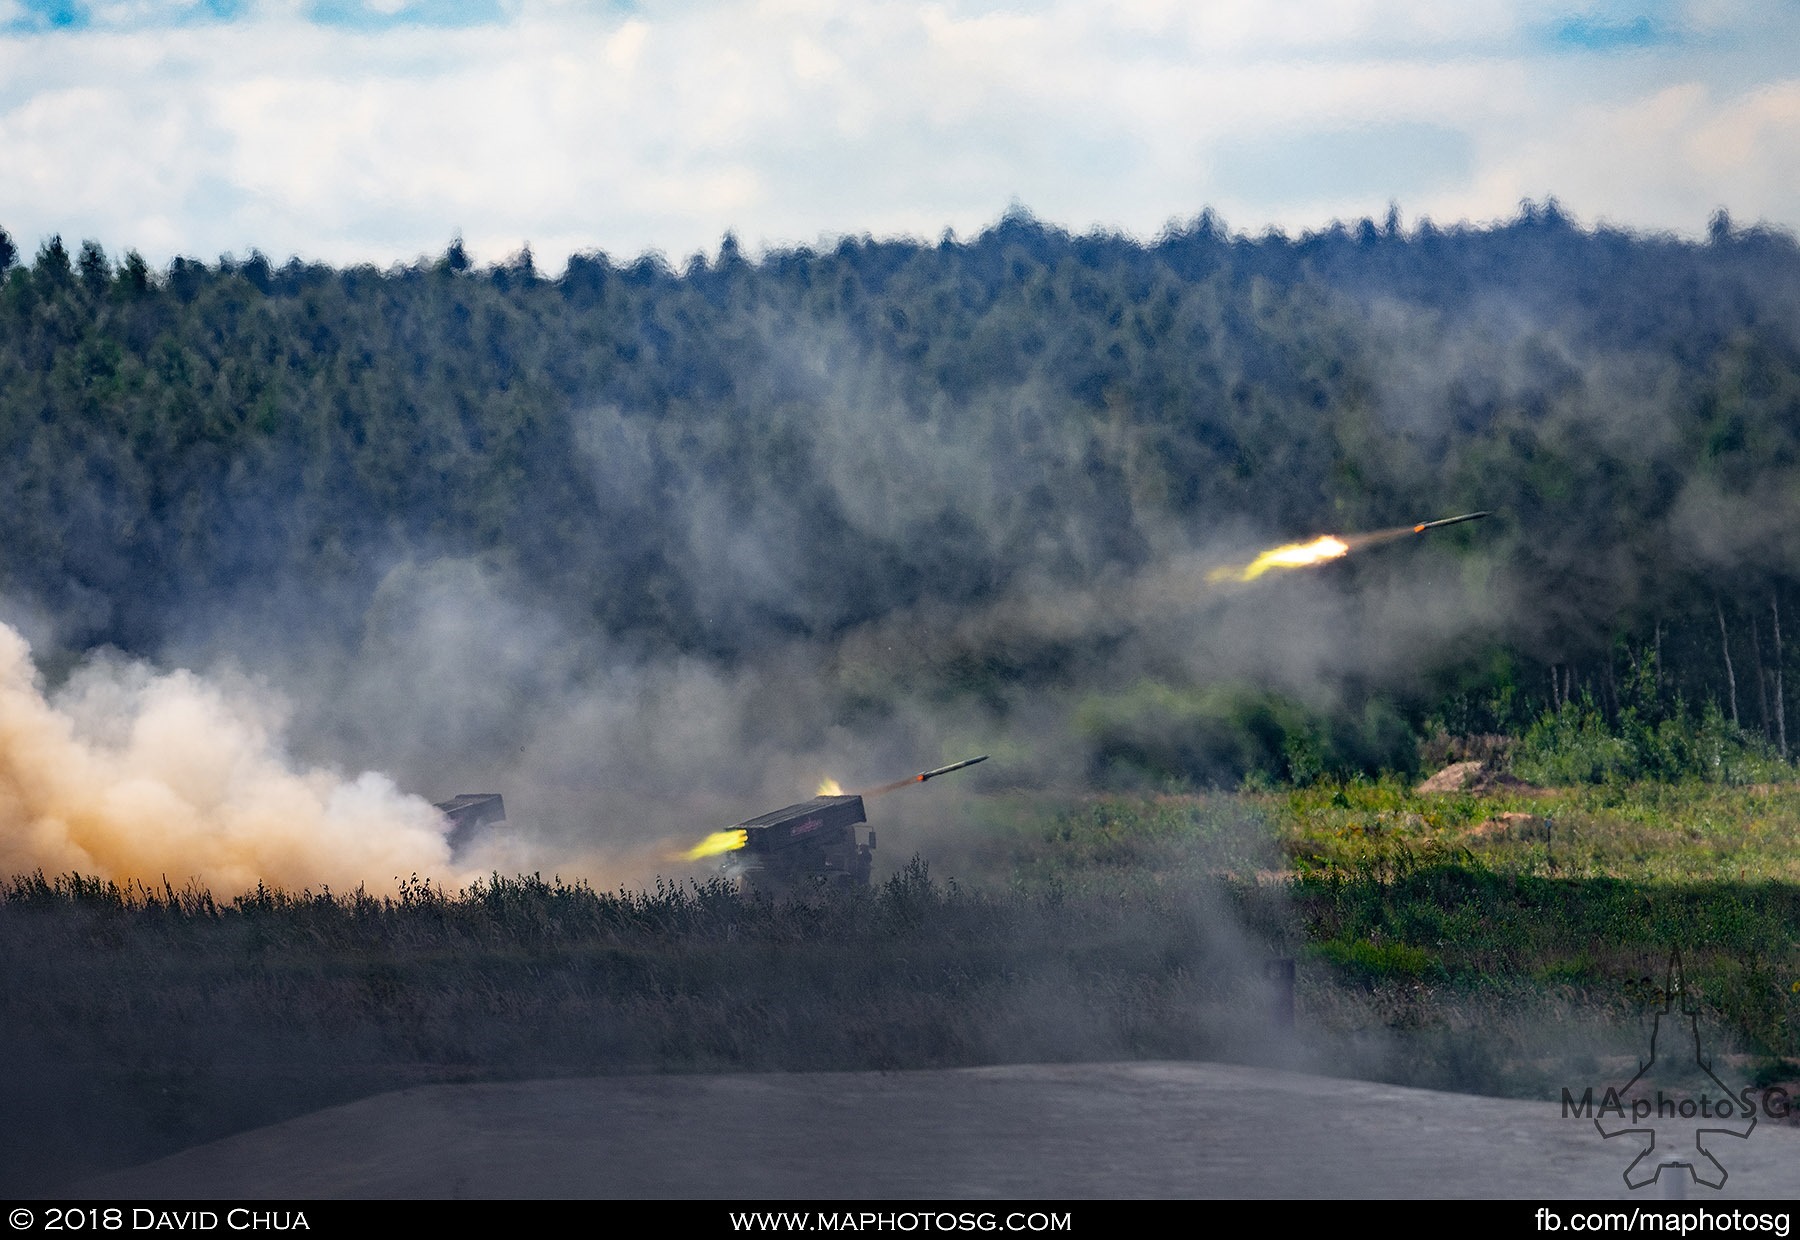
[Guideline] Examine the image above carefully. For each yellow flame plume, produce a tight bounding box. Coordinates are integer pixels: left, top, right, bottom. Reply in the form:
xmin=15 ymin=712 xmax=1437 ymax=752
xmin=684 ymin=829 xmax=748 ymax=860
xmin=816 ymin=778 xmax=844 ymax=796
xmin=1208 ymin=535 xmax=1350 ymax=583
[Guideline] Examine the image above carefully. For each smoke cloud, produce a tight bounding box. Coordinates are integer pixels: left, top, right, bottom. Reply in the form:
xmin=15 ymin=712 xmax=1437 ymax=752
xmin=0 ymin=620 xmax=456 ymax=894
xmin=8 ymin=218 xmax=1797 ymax=894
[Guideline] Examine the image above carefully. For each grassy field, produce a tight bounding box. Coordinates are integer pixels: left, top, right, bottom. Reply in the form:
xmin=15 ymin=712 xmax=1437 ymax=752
xmin=970 ymin=779 xmax=1800 ymax=1060
xmin=6 ymin=778 xmax=1800 ymax=1192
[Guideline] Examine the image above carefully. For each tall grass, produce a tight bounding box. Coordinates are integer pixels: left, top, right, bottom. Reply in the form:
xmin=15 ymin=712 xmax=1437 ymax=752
xmin=10 ymin=779 xmax=1800 ymax=1192
xmin=0 ymin=860 xmax=1270 ymax=1192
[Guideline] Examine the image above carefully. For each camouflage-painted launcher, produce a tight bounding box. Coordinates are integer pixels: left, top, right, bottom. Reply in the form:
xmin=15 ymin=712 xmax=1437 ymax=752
xmin=731 ymin=756 xmax=988 ymax=895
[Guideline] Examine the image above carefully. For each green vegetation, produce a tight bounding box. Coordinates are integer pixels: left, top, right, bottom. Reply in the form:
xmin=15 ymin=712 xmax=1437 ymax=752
xmin=1074 ymin=682 xmax=1419 ymax=787
xmin=958 ymin=777 xmax=1800 ymax=1094
xmin=9 ymin=777 xmax=1800 ymax=1192
xmin=7 ymin=209 xmax=1800 ymax=1189
xmin=0 ymin=859 xmax=1268 ymax=1192
xmin=4 ymin=209 xmax=1800 ymax=769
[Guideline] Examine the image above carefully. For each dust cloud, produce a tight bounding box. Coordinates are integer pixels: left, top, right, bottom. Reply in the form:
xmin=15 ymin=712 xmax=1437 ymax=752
xmin=0 ymin=620 xmax=457 ymax=894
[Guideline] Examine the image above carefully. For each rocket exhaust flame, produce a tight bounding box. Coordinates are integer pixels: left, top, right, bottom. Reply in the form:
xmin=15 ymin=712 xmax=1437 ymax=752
xmin=1207 ymin=535 xmax=1349 ymax=583
xmin=1208 ymin=513 xmax=1489 ymax=584
xmin=684 ymin=829 xmax=748 ymax=860
xmin=681 ymin=756 xmax=989 ymax=862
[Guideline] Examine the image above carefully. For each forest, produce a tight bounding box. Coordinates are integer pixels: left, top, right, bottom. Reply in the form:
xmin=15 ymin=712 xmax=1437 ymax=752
xmin=2 ymin=203 xmax=1799 ymax=796
xmin=10 ymin=205 xmax=1800 ymax=1192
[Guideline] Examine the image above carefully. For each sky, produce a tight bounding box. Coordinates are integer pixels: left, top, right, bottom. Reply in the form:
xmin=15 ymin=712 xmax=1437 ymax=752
xmin=1 ymin=0 xmax=1798 ymax=269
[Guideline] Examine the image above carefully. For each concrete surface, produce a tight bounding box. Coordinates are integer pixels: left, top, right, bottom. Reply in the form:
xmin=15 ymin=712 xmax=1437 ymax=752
xmin=74 ymin=1061 xmax=1800 ymax=1199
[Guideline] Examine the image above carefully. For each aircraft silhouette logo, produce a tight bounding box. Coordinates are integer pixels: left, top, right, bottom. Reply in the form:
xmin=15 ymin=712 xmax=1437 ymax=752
xmin=1593 ymin=954 xmax=1756 ymax=1190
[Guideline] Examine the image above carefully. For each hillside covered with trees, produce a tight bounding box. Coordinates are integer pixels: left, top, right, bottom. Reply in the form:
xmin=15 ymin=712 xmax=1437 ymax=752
xmin=4 ymin=204 xmax=1800 ymax=789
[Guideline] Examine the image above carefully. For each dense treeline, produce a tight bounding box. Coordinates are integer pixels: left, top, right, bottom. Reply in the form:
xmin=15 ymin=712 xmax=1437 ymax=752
xmin=4 ymin=205 xmax=1800 ymax=784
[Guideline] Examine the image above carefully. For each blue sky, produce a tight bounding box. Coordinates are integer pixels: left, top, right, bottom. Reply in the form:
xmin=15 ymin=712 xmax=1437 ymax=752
xmin=0 ymin=1 xmax=1797 ymax=268
xmin=1 ymin=0 xmax=502 ymax=32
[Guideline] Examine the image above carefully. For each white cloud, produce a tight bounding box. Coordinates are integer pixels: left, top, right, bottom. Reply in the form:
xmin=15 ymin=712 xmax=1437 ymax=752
xmin=0 ymin=2 xmax=1794 ymax=268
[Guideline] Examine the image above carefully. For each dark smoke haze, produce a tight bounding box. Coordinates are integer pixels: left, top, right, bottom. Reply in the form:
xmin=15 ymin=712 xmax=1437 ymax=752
xmin=3 ymin=205 xmax=1799 ymax=890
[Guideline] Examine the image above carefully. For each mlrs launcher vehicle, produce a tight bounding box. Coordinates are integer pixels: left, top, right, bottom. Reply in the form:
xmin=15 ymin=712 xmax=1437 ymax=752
xmin=434 ymin=793 xmax=506 ymax=850
xmin=703 ymin=756 xmax=988 ymax=895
